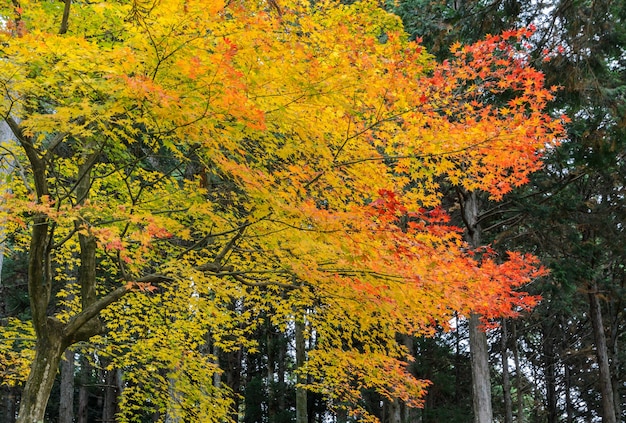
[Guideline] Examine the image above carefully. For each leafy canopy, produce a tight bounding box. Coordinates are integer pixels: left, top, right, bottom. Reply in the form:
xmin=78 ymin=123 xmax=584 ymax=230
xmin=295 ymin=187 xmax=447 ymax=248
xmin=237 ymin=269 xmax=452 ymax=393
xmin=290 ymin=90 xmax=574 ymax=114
xmin=0 ymin=0 xmax=564 ymax=420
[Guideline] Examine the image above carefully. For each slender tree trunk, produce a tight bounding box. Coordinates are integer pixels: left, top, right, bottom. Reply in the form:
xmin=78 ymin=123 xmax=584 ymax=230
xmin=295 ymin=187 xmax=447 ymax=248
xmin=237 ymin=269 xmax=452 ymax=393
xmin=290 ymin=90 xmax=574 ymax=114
xmin=454 ymin=313 xmax=462 ymax=404
xmin=102 ymin=368 xmax=121 ymax=423
xmin=14 ymin=195 xmax=58 ymax=423
xmin=511 ymin=322 xmax=524 ymax=423
xmin=608 ymin=311 xmax=621 ymax=420
xmin=10 ymin=117 xmax=56 ymax=423
xmin=588 ymin=283 xmax=617 ymax=423
xmin=560 ymin=316 xmax=573 ymax=423
xmin=77 ymin=354 xmax=91 ymax=423
xmin=469 ymin=314 xmax=492 ymax=423
xmin=402 ymin=335 xmax=419 ymax=423
xmin=564 ymin=360 xmax=573 ymax=423
xmin=295 ymin=318 xmax=307 ymax=423
xmin=277 ymin=332 xmax=287 ymax=413
xmin=59 ymin=348 xmax=75 ymax=423
xmin=387 ymin=399 xmax=403 ymax=423
xmin=501 ymin=319 xmax=513 ymax=423
xmin=165 ymin=374 xmax=182 ymax=423
xmin=542 ymin=322 xmax=558 ymax=423
xmin=460 ymin=189 xmax=493 ymax=423
xmin=267 ymin=328 xmax=277 ymax=423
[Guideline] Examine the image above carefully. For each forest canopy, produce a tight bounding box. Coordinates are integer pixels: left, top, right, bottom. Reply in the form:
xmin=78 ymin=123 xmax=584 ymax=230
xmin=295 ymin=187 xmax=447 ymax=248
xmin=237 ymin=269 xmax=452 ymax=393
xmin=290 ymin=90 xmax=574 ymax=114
xmin=0 ymin=0 xmax=565 ymax=422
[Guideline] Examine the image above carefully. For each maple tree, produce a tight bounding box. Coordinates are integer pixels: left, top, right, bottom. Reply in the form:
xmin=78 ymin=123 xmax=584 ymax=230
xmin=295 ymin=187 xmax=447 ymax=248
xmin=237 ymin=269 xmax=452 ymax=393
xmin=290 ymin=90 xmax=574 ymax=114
xmin=0 ymin=0 xmax=565 ymax=421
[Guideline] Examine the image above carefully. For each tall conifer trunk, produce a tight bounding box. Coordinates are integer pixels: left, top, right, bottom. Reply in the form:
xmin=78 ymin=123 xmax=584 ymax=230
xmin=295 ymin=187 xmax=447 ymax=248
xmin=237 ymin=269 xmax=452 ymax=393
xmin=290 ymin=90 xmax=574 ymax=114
xmin=59 ymin=349 xmax=75 ymax=423
xmin=542 ymin=321 xmax=558 ymax=423
xmin=501 ymin=320 xmax=513 ymax=423
xmin=460 ymin=189 xmax=493 ymax=423
xmin=588 ymin=283 xmax=617 ymax=423
xmin=295 ymin=318 xmax=307 ymax=423
xmin=511 ymin=322 xmax=524 ymax=423
xmin=468 ymin=315 xmax=492 ymax=423
xmin=102 ymin=367 xmax=121 ymax=423
xmin=77 ymin=354 xmax=91 ymax=423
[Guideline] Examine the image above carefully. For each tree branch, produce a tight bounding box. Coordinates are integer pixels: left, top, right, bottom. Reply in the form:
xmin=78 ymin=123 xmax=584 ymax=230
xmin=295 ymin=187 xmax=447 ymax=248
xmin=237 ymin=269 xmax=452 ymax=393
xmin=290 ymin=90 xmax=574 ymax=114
xmin=63 ymin=285 xmax=129 ymax=340
xmin=59 ymin=0 xmax=71 ymax=35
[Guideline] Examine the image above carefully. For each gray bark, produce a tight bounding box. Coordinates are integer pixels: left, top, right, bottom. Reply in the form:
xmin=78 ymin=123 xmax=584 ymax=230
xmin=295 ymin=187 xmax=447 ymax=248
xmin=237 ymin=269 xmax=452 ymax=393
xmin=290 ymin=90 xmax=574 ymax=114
xmin=511 ymin=322 xmax=524 ymax=423
xmin=564 ymin=360 xmax=573 ymax=423
xmin=77 ymin=354 xmax=90 ymax=423
xmin=165 ymin=375 xmax=182 ymax=423
xmin=501 ymin=320 xmax=513 ymax=423
xmin=460 ymin=189 xmax=493 ymax=423
xmin=589 ymin=284 xmax=617 ymax=423
xmin=542 ymin=322 xmax=558 ymax=423
xmin=387 ymin=399 xmax=403 ymax=423
xmin=102 ymin=368 xmax=121 ymax=423
xmin=469 ymin=313 xmax=493 ymax=423
xmin=295 ymin=318 xmax=307 ymax=423
xmin=59 ymin=349 xmax=75 ymax=423
xmin=608 ymin=312 xmax=621 ymax=420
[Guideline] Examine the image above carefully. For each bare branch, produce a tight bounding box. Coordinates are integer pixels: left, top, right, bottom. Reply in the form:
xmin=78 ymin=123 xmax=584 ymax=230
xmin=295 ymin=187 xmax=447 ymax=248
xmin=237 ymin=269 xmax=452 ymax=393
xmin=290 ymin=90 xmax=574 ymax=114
xmin=63 ymin=285 xmax=129 ymax=339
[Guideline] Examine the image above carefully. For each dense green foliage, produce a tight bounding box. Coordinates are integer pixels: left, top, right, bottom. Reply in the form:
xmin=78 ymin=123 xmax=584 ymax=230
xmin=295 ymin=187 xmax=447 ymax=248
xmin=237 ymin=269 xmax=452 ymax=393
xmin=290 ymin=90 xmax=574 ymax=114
xmin=388 ymin=0 xmax=626 ymax=421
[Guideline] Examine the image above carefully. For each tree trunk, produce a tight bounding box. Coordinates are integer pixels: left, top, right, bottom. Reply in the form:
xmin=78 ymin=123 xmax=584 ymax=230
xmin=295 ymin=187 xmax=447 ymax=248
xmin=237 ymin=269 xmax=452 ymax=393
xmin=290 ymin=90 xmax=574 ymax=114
xmin=511 ymin=322 xmax=524 ymax=423
xmin=564 ymin=360 xmax=573 ymax=423
xmin=387 ymin=399 xmax=403 ymax=423
xmin=59 ymin=348 xmax=75 ymax=423
xmin=469 ymin=313 xmax=492 ymax=423
xmin=608 ymin=310 xmax=621 ymax=421
xmin=102 ymin=368 xmax=121 ymax=423
xmin=588 ymin=284 xmax=617 ymax=423
xmin=542 ymin=322 xmax=558 ymax=423
xmin=277 ymin=332 xmax=287 ymax=413
xmin=9 ymin=116 xmax=129 ymax=423
xmin=501 ymin=319 xmax=513 ymax=423
xmin=267 ymin=328 xmax=277 ymax=423
xmin=295 ymin=318 xmax=307 ymax=423
xmin=560 ymin=316 xmax=573 ymax=423
xmin=460 ymin=189 xmax=493 ymax=423
xmin=77 ymin=353 xmax=91 ymax=423
xmin=15 ymin=166 xmax=58 ymax=423
xmin=165 ymin=374 xmax=182 ymax=423
xmin=16 ymin=321 xmax=66 ymax=423
xmin=454 ymin=313 xmax=462 ymax=404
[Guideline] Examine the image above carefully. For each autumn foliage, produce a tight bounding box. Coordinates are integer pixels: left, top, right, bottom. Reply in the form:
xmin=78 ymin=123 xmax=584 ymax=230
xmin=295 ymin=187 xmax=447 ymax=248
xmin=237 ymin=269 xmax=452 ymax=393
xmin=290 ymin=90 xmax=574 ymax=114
xmin=0 ymin=0 xmax=564 ymax=421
